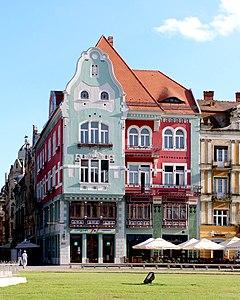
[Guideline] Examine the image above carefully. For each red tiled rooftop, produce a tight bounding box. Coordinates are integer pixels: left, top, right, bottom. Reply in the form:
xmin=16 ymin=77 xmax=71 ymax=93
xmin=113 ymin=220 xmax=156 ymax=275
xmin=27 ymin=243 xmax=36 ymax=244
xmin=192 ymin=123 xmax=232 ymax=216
xmin=96 ymin=35 xmax=198 ymax=114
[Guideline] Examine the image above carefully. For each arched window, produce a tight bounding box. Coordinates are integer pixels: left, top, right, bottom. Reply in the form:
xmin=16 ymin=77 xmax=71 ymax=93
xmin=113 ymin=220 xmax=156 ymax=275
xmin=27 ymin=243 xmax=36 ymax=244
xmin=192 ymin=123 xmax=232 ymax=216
xmin=80 ymin=122 xmax=109 ymax=145
xmin=100 ymin=92 xmax=109 ymax=100
xmin=175 ymin=129 xmax=185 ymax=149
xmin=140 ymin=128 xmax=150 ymax=147
xmin=80 ymin=90 xmax=89 ymax=99
xmin=129 ymin=128 xmax=138 ymax=147
xmin=164 ymin=129 xmax=173 ymax=149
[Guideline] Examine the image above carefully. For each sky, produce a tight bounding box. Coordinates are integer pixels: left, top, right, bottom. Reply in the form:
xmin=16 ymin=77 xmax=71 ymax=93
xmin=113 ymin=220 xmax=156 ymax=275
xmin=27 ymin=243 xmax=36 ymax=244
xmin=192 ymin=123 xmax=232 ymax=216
xmin=1 ymin=0 xmax=240 ymax=188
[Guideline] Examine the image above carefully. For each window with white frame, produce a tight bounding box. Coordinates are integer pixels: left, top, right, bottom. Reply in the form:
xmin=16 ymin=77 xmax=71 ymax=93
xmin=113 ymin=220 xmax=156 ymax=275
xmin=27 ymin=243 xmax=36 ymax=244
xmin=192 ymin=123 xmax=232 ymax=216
xmin=128 ymin=164 xmax=151 ymax=187
xmin=128 ymin=126 xmax=152 ymax=148
xmin=214 ymin=146 xmax=228 ymax=164
xmin=57 ymin=162 xmax=60 ymax=185
xmin=52 ymin=166 xmax=56 ymax=187
xmin=163 ymin=165 xmax=186 ymax=186
xmin=214 ymin=209 xmax=228 ymax=226
xmin=52 ymin=131 xmax=56 ymax=156
xmin=80 ymin=159 xmax=109 ymax=183
xmin=47 ymin=171 xmax=51 ymax=191
xmin=175 ymin=129 xmax=185 ymax=149
xmin=57 ymin=125 xmax=61 ymax=146
xmin=163 ymin=129 xmax=173 ymax=149
xmin=213 ymin=177 xmax=228 ymax=199
xmin=79 ymin=121 xmax=109 ymax=144
xmin=129 ymin=128 xmax=138 ymax=147
xmin=140 ymin=128 xmax=150 ymax=147
xmin=48 ymin=138 xmax=51 ymax=161
xmin=163 ymin=127 xmax=186 ymax=150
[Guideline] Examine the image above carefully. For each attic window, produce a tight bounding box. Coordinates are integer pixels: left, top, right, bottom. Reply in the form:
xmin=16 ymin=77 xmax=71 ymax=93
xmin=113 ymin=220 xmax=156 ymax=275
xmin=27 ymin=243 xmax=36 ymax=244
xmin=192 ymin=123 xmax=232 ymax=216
xmin=80 ymin=91 xmax=89 ymax=99
xmin=101 ymin=92 xmax=109 ymax=100
xmin=159 ymin=97 xmax=185 ymax=104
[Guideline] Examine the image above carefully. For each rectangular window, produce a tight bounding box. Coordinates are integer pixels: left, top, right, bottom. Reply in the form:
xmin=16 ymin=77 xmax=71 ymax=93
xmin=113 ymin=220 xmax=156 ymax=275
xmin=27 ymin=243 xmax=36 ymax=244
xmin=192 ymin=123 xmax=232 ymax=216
xmin=48 ymin=138 xmax=51 ymax=161
xmin=129 ymin=165 xmax=139 ymax=185
xmin=81 ymin=160 xmax=89 ymax=182
xmin=52 ymin=131 xmax=56 ymax=156
xmin=52 ymin=166 xmax=56 ymax=187
xmin=214 ymin=146 xmax=228 ymax=162
xmin=91 ymin=160 xmax=99 ymax=182
xmin=213 ymin=177 xmax=228 ymax=199
xmin=57 ymin=125 xmax=61 ymax=146
xmin=57 ymin=162 xmax=60 ymax=185
xmin=163 ymin=203 xmax=187 ymax=228
xmin=90 ymin=122 xmax=99 ymax=144
xmin=127 ymin=203 xmax=151 ymax=220
xmin=101 ymin=160 xmax=109 ymax=183
xmin=80 ymin=123 xmax=89 ymax=143
xmin=164 ymin=166 xmax=173 ymax=185
xmin=100 ymin=124 xmax=109 ymax=144
xmin=214 ymin=209 xmax=228 ymax=226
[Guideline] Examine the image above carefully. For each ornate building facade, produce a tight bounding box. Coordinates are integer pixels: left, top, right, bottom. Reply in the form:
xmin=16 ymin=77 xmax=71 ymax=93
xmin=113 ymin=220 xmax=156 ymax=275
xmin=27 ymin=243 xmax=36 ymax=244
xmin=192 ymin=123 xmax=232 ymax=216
xmin=198 ymin=91 xmax=240 ymax=256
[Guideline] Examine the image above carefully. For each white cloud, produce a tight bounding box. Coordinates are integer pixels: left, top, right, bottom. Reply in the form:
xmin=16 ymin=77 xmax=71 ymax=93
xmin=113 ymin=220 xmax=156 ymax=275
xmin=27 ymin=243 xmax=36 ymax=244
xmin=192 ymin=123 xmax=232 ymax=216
xmin=154 ymin=0 xmax=240 ymax=42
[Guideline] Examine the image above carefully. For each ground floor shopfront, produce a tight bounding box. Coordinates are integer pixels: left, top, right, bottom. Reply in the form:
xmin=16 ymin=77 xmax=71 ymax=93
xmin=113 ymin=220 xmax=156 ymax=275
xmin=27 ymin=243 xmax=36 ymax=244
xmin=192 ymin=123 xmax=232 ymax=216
xmin=70 ymin=229 xmax=116 ymax=263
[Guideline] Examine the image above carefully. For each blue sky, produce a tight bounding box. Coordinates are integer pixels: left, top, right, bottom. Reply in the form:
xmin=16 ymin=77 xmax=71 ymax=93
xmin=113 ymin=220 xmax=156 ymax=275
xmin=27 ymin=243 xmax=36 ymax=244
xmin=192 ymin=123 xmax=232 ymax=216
xmin=1 ymin=0 xmax=240 ymax=187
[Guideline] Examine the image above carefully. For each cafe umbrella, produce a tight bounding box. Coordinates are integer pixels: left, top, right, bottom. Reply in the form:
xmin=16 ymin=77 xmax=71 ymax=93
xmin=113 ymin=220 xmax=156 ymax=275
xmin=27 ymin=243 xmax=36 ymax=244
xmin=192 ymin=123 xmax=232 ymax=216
xmin=15 ymin=240 xmax=40 ymax=249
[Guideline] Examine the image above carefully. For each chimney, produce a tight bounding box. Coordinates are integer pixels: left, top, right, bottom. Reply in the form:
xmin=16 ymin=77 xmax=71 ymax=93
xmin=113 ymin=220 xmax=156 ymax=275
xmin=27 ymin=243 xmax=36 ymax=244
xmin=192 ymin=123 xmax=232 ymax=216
xmin=107 ymin=36 xmax=113 ymax=47
xmin=236 ymin=92 xmax=240 ymax=102
xmin=203 ymin=91 xmax=214 ymax=101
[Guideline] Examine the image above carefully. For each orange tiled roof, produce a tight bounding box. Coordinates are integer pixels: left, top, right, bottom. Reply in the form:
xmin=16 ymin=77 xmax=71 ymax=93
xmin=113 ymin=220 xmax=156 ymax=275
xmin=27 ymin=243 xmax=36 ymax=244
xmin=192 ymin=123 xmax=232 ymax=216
xmin=96 ymin=35 xmax=198 ymax=114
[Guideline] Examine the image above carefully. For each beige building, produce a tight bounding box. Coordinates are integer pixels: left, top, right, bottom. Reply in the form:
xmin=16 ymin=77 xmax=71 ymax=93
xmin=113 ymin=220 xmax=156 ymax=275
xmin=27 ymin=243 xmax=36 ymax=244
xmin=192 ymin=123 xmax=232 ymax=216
xmin=198 ymin=91 xmax=240 ymax=254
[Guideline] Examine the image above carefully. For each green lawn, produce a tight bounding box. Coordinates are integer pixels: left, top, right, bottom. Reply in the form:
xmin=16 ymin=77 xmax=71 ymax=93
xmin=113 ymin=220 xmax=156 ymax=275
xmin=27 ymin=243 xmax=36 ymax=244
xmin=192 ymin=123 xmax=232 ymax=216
xmin=1 ymin=271 xmax=240 ymax=300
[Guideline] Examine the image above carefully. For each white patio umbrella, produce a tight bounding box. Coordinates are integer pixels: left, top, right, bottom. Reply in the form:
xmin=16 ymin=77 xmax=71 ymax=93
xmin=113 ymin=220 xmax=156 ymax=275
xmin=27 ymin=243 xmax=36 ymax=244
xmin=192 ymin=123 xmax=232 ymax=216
xmin=193 ymin=238 xmax=224 ymax=259
xmin=139 ymin=238 xmax=179 ymax=250
xmin=225 ymin=240 xmax=240 ymax=250
xmin=219 ymin=236 xmax=240 ymax=247
xmin=220 ymin=237 xmax=240 ymax=259
xmin=178 ymin=238 xmax=199 ymax=250
xmin=132 ymin=238 xmax=154 ymax=249
xmin=193 ymin=238 xmax=224 ymax=250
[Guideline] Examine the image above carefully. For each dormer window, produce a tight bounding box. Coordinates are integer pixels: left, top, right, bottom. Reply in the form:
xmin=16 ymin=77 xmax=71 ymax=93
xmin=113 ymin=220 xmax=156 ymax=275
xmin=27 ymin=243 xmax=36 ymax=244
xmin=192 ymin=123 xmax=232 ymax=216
xmin=80 ymin=91 xmax=89 ymax=99
xmin=159 ymin=97 xmax=185 ymax=104
xmin=100 ymin=91 xmax=109 ymax=100
xmin=91 ymin=64 xmax=99 ymax=77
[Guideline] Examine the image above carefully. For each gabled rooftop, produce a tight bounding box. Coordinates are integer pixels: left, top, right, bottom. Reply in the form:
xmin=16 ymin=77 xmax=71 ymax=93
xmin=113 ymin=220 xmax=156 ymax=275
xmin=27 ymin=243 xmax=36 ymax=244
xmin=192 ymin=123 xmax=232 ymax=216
xmin=96 ymin=35 xmax=199 ymax=114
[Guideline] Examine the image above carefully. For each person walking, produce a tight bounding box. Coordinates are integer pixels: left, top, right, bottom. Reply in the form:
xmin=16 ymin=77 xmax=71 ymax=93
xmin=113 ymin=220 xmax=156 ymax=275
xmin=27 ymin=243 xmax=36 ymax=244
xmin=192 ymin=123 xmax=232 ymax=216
xmin=17 ymin=249 xmax=22 ymax=266
xmin=22 ymin=250 xmax=28 ymax=269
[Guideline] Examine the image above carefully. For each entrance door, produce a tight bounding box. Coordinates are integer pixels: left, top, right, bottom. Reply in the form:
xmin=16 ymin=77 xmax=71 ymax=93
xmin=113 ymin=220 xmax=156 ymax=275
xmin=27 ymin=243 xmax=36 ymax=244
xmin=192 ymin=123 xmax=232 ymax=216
xmin=70 ymin=235 xmax=82 ymax=263
xmin=87 ymin=234 xmax=98 ymax=263
xmin=103 ymin=235 xmax=114 ymax=263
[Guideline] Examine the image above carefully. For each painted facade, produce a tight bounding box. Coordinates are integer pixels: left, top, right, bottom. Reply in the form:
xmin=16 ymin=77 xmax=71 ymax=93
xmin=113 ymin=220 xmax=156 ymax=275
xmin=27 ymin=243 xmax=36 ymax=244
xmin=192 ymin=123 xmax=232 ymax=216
xmin=198 ymin=91 xmax=240 ymax=258
xmin=34 ymin=36 xmax=200 ymax=264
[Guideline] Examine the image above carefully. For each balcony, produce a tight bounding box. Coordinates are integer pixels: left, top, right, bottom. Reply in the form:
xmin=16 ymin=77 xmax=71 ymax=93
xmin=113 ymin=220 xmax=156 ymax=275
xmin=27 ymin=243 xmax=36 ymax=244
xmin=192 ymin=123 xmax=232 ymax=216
xmin=212 ymin=192 xmax=231 ymax=202
xmin=126 ymin=219 xmax=152 ymax=228
xmin=77 ymin=142 xmax=113 ymax=148
xmin=125 ymin=146 xmax=160 ymax=158
xmin=70 ymin=218 xmax=116 ymax=228
xmin=162 ymin=219 xmax=187 ymax=229
xmin=212 ymin=160 xmax=231 ymax=169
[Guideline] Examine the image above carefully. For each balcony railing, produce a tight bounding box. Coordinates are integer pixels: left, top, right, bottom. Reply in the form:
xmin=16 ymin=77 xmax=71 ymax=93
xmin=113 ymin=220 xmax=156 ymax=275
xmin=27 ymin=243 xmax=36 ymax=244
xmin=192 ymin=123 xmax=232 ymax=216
xmin=125 ymin=146 xmax=161 ymax=158
xmin=126 ymin=219 xmax=152 ymax=228
xmin=162 ymin=219 xmax=187 ymax=229
xmin=70 ymin=218 xmax=116 ymax=228
xmin=212 ymin=160 xmax=231 ymax=169
xmin=212 ymin=192 xmax=231 ymax=201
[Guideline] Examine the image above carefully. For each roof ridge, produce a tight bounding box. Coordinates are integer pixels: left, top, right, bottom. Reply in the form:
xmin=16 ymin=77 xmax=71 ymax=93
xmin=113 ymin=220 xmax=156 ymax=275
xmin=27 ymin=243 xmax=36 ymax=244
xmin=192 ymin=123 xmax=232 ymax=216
xmin=96 ymin=36 xmax=163 ymax=111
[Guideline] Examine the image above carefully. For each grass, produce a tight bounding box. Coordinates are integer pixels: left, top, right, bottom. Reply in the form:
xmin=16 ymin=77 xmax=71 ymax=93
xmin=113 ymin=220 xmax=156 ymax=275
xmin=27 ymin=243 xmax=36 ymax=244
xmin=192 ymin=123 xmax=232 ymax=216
xmin=1 ymin=271 xmax=240 ymax=300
